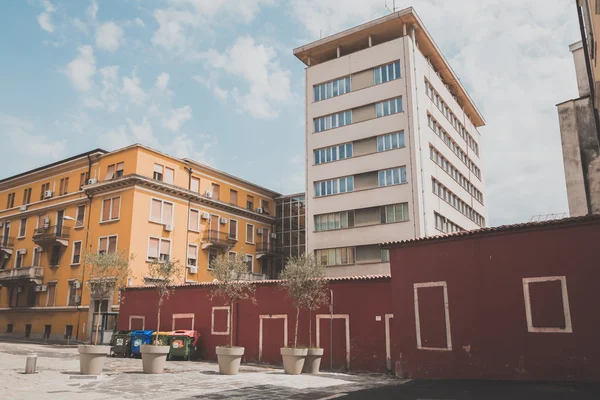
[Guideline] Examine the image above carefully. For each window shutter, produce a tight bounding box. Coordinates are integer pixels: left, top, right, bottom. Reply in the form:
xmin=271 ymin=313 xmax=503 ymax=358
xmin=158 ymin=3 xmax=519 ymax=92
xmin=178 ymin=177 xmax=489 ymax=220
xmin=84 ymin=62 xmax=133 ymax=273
xmin=102 ymin=199 xmax=111 ymax=221
xmin=111 ymin=197 xmax=120 ymax=220
xmin=160 ymin=240 xmax=170 ymax=257
xmin=105 ymin=165 xmax=115 ymax=180
xmin=164 ymin=167 xmax=174 ymax=184
xmin=163 ymin=202 xmax=173 ymax=224
xmin=151 ymin=199 xmax=162 ymax=222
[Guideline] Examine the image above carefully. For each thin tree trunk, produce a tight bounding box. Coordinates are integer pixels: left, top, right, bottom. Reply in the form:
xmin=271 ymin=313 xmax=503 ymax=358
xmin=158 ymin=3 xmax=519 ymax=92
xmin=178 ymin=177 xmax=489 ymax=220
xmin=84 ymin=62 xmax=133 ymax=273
xmin=94 ymin=305 xmax=101 ymax=345
xmin=294 ymin=307 xmax=299 ymax=348
xmin=229 ymin=299 xmax=233 ymax=347
xmin=309 ymin=309 xmax=312 ymax=348
xmin=156 ymin=302 xmax=161 ymax=346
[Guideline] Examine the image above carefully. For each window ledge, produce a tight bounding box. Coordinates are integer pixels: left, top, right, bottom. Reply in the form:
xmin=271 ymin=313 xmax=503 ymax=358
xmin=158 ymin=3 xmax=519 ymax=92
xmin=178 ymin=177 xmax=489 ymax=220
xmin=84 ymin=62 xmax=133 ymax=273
xmin=314 ymin=218 xmax=410 ymax=233
xmin=74 ymin=225 xmax=85 ymax=230
xmin=313 ymin=110 xmax=405 ymax=134
xmin=99 ymin=219 xmax=120 ymax=224
xmin=16 ymin=236 xmax=25 ymax=240
xmin=70 ymin=263 xmax=80 ymax=267
xmin=314 ymin=181 xmax=409 ymax=199
xmin=313 ymin=146 xmax=406 ymax=167
xmin=245 ymin=242 xmax=255 ymax=245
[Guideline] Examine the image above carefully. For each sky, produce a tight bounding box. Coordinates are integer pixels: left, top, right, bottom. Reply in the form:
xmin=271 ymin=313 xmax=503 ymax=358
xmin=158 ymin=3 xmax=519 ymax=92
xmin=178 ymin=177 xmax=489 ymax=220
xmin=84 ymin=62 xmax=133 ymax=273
xmin=0 ymin=0 xmax=582 ymax=226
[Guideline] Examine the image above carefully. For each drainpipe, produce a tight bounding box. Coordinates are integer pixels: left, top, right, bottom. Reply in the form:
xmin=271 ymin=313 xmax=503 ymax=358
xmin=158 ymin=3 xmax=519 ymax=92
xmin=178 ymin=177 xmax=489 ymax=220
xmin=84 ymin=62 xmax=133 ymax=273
xmin=184 ymin=166 xmax=193 ymax=284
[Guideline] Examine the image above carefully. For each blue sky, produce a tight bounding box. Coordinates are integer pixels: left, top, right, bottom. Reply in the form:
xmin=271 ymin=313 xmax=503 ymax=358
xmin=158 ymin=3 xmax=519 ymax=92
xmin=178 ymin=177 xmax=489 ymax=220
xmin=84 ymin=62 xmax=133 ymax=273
xmin=0 ymin=0 xmax=582 ymax=226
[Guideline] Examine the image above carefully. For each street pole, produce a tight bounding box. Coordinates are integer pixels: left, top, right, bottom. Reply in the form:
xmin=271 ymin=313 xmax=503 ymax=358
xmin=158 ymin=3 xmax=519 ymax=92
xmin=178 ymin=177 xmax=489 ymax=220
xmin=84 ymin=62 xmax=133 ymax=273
xmin=330 ymin=289 xmax=333 ymax=371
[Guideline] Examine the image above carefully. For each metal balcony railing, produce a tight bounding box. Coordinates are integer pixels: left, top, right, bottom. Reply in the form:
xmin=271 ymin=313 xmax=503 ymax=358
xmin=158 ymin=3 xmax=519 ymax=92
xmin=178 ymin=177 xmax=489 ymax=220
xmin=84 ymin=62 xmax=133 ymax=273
xmin=0 ymin=266 xmax=44 ymax=282
xmin=203 ymin=230 xmax=237 ymax=248
xmin=33 ymin=225 xmax=71 ymax=245
xmin=256 ymin=241 xmax=279 ymax=255
xmin=0 ymin=236 xmax=14 ymax=249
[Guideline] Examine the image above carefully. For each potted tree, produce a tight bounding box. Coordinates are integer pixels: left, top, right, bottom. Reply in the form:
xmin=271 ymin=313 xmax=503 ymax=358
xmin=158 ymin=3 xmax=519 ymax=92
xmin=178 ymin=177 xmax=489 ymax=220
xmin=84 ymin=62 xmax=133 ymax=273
xmin=140 ymin=258 xmax=183 ymax=374
xmin=279 ymin=254 xmax=328 ymax=374
xmin=79 ymin=250 xmax=132 ymax=375
xmin=209 ymin=251 xmax=255 ymax=375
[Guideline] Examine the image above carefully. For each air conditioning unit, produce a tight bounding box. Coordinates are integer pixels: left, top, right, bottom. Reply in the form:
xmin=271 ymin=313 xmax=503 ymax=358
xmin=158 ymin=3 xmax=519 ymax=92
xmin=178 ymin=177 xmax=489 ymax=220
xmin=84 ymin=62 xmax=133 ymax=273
xmin=19 ymin=205 xmax=27 ymax=212
xmin=18 ymin=249 xmax=27 ymax=255
xmin=219 ymin=217 xmax=227 ymax=225
xmin=205 ymin=190 xmax=212 ymax=198
xmin=73 ymin=295 xmax=81 ymax=305
xmin=73 ymin=280 xmax=81 ymax=289
xmin=163 ymin=224 xmax=173 ymax=232
xmin=42 ymin=217 xmax=51 ymax=229
xmin=270 ymin=233 xmax=277 ymax=239
xmin=35 ymin=285 xmax=47 ymax=292
xmin=44 ymin=190 xmax=54 ymax=199
xmin=256 ymin=207 xmax=263 ymax=214
xmin=189 ymin=266 xmax=198 ymax=274
xmin=37 ymin=247 xmax=45 ymax=253
xmin=201 ymin=212 xmax=210 ymax=220
xmin=17 ymin=287 xmax=24 ymax=293
xmin=257 ymin=228 xmax=263 ymax=235
xmin=87 ymin=178 xmax=98 ymax=185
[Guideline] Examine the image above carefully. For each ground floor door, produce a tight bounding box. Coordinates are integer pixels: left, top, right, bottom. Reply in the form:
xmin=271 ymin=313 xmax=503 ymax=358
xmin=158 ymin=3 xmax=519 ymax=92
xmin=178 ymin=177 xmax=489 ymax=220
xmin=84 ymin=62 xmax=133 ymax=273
xmin=90 ymin=300 xmax=117 ymax=344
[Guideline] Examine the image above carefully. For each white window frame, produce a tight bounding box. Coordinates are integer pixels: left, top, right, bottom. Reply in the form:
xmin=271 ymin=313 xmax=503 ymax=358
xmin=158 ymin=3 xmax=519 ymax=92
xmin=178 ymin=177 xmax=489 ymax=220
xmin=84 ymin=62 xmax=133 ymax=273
xmin=188 ymin=208 xmax=201 ymax=232
xmin=98 ymin=235 xmax=118 ymax=255
xmin=66 ymin=279 xmax=77 ymax=307
xmin=246 ymin=223 xmax=255 ymax=244
xmin=18 ymin=217 xmax=27 ymax=238
xmin=75 ymin=204 xmax=86 ymax=228
xmin=207 ymin=248 xmax=218 ymax=270
xmin=245 ymin=254 xmax=254 ymax=272
xmin=228 ymin=219 xmax=238 ymax=240
xmin=100 ymin=196 xmax=121 ymax=223
xmin=187 ymin=244 xmax=198 ymax=268
xmin=153 ymin=163 xmax=164 ymax=181
xmin=14 ymin=249 xmax=25 ymax=269
xmin=71 ymin=240 xmax=82 ymax=265
xmin=413 ymin=281 xmax=452 ymax=351
xmin=164 ymin=166 xmax=175 ymax=184
xmin=147 ymin=236 xmax=171 ymax=262
xmin=522 ymin=276 xmax=573 ymax=333
xmin=46 ymin=281 xmax=58 ymax=307
xmin=32 ymin=246 xmax=42 ymax=267
xmin=149 ymin=197 xmax=174 ymax=225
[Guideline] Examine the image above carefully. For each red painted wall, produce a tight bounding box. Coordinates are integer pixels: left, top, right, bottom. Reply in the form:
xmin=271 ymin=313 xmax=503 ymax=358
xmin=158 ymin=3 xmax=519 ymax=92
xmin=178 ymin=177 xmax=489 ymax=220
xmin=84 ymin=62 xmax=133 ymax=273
xmin=118 ymin=278 xmax=393 ymax=372
xmin=389 ymin=220 xmax=600 ymax=381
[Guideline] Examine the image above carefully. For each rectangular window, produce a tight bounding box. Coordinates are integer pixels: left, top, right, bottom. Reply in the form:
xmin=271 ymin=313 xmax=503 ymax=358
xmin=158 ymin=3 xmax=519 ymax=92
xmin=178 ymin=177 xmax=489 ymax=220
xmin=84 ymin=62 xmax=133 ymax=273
xmin=71 ymin=241 xmax=82 ymax=264
xmin=314 ymin=142 xmax=353 ymax=165
xmin=381 ymin=203 xmax=409 ymax=223
xmin=164 ymin=167 xmax=174 ymax=184
xmin=6 ymin=192 xmax=15 ymax=209
xmin=381 ymin=249 xmax=390 ymax=262
xmin=314 ymin=110 xmax=352 ymax=132
xmin=59 ymin=177 xmax=69 ymax=195
xmin=22 ymin=188 xmax=32 ymax=205
xmin=247 ymin=195 xmax=254 ymax=211
xmin=101 ymin=197 xmax=120 ymax=222
xmin=211 ymin=183 xmax=220 ymax=200
xmin=46 ymin=283 xmax=56 ymax=306
xmin=315 ymin=247 xmax=355 ymax=266
xmin=378 ymin=167 xmax=407 ymax=187
xmin=314 ymin=76 xmax=351 ymax=102
xmin=190 ymin=177 xmax=200 ymax=192
xmin=374 ymin=60 xmax=401 ymax=84
xmin=230 ymin=189 xmax=238 ymax=205
xmin=115 ymin=162 xmax=124 ymax=178
xmin=15 ymin=251 xmax=24 ymax=268
xmin=147 ymin=237 xmax=171 ymax=261
xmin=75 ymin=204 xmax=85 ymax=227
xmin=187 ymin=244 xmax=198 ymax=267
xmin=314 ymin=176 xmax=354 ymax=197
xmin=50 ymin=244 xmax=61 ymax=266
xmin=33 ymin=247 xmax=41 ymax=267
xmin=150 ymin=198 xmax=173 ymax=225
xmin=80 ymin=172 xmax=89 ymax=187
xmin=377 ymin=131 xmax=405 ymax=152
xmin=67 ymin=281 xmax=78 ymax=306
xmin=431 ymin=178 xmax=485 ymax=227
xmin=229 ymin=219 xmax=238 ymax=239
xmin=105 ymin=164 xmax=115 ymax=180
xmin=314 ymin=211 xmax=355 ymax=232
xmin=434 ymin=212 xmax=464 ymax=233
xmin=246 ymin=223 xmax=255 ymax=244
xmin=245 ymin=254 xmax=254 ymax=272
xmin=40 ymin=183 xmax=50 ymax=201
xmin=261 ymin=199 xmax=270 ymax=214
xmin=208 ymin=248 xmax=218 ymax=269
xmin=65 ymin=325 xmax=73 ymax=339
xmin=98 ymin=235 xmax=117 ymax=255
xmin=153 ymin=164 xmax=164 ymax=181
xmin=376 ymin=97 xmax=403 ymax=118
xmin=18 ymin=218 xmax=27 ymax=238
xmin=189 ymin=209 xmax=200 ymax=231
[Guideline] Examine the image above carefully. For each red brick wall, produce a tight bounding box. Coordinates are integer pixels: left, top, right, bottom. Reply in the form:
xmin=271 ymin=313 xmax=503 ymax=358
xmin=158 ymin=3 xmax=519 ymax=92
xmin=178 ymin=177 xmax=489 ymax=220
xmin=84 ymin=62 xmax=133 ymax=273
xmin=389 ymin=221 xmax=600 ymax=381
xmin=118 ymin=278 xmax=393 ymax=372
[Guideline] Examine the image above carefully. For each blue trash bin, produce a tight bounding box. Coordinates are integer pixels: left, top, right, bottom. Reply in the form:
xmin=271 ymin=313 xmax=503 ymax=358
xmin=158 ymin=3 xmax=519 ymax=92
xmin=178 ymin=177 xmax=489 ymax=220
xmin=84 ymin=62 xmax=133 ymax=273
xmin=130 ymin=330 xmax=154 ymax=358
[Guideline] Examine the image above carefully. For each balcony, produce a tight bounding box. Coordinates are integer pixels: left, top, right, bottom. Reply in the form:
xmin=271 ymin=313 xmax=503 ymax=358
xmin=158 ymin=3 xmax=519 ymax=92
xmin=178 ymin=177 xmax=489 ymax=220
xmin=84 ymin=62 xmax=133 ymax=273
xmin=0 ymin=236 xmax=14 ymax=254
xmin=256 ymin=241 xmax=280 ymax=258
xmin=33 ymin=225 xmax=70 ymax=247
xmin=0 ymin=266 xmax=44 ymax=285
xmin=201 ymin=230 xmax=237 ymax=250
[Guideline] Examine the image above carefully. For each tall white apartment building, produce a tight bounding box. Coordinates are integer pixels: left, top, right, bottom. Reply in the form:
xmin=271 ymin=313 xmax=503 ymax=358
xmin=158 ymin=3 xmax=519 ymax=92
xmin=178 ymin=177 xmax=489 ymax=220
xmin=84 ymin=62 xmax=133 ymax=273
xmin=293 ymin=8 xmax=488 ymax=276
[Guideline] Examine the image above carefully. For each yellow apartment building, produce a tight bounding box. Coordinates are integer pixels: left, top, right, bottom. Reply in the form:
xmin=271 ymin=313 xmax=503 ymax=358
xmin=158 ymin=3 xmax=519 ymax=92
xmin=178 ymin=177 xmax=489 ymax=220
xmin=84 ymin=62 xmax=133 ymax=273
xmin=0 ymin=144 xmax=280 ymax=342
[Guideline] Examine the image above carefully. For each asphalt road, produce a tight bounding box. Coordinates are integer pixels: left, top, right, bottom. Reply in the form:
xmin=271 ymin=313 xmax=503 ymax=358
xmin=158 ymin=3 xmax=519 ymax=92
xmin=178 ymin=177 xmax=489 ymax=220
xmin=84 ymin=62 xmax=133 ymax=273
xmin=342 ymin=380 xmax=600 ymax=400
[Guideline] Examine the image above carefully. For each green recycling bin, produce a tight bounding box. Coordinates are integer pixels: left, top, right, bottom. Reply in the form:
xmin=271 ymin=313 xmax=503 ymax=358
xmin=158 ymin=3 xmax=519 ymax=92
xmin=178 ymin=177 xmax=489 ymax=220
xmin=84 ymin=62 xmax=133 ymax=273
xmin=111 ymin=330 xmax=132 ymax=357
xmin=151 ymin=331 xmax=172 ymax=346
xmin=168 ymin=330 xmax=201 ymax=361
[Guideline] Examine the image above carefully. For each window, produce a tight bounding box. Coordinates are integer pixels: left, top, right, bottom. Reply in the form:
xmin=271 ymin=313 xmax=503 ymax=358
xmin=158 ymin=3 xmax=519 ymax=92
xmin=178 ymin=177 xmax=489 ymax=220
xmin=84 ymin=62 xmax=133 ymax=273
xmin=314 ymin=110 xmax=352 ymax=132
xmin=9 ymin=287 xmax=18 ymax=307
xmin=434 ymin=212 xmax=464 ymax=234
xmin=75 ymin=204 xmax=85 ymax=227
xmin=6 ymin=192 xmax=15 ymax=209
xmin=314 ymin=142 xmax=353 ymax=165
xmin=381 ymin=249 xmax=390 ymax=262
xmin=374 ymin=61 xmax=401 ymax=84
xmin=314 ymin=176 xmax=354 ymax=197
xmin=164 ymin=167 xmax=174 ymax=184
xmin=230 ymin=189 xmax=238 ymax=205
xmin=315 ymin=247 xmax=355 ymax=266
xmin=71 ymin=241 xmax=82 ymax=265
xmin=315 ymin=211 xmax=355 ymax=232
xmin=6 ymin=324 xmax=13 ymax=333
xmin=189 ymin=209 xmax=200 ymax=231
xmin=33 ymin=247 xmax=41 ymax=267
xmin=150 ymin=198 xmax=173 ymax=225
xmin=67 ymin=281 xmax=78 ymax=306
xmin=211 ymin=183 xmax=220 ymax=200
xmin=101 ymin=197 xmax=120 ymax=222
xmin=245 ymin=254 xmax=254 ymax=272
xmin=247 ymin=195 xmax=254 ymax=211
xmin=190 ymin=177 xmax=200 ymax=192
xmin=40 ymin=182 xmax=50 ymax=200
xmin=187 ymin=244 xmax=198 ymax=267
xmin=115 ymin=162 xmax=124 ymax=178
xmin=430 ymin=145 xmax=484 ymax=204
xmin=229 ymin=219 xmax=238 ymax=240
xmin=376 ymin=97 xmax=403 ymax=117
xmin=246 ymin=223 xmax=255 ymax=244
xmin=22 ymin=188 xmax=32 ymax=205
xmin=153 ymin=164 xmax=164 ymax=181
xmin=79 ymin=172 xmax=89 ymax=187
xmin=15 ymin=250 xmax=24 ymax=268
xmin=208 ymin=248 xmax=218 ymax=269
xmin=147 ymin=237 xmax=170 ymax=261
xmin=261 ymin=199 xmax=270 ymax=215
xmin=98 ymin=235 xmax=117 ymax=255
xmin=432 ymin=178 xmax=485 ymax=227
xmin=314 ymin=76 xmax=351 ymax=102
xmin=105 ymin=164 xmax=115 ymax=180
xmin=378 ymin=167 xmax=407 ymax=187
xmin=381 ymin=203 xmax=409 ymax=223
xmin=18 ymin=218 xmax=27 ymax=238
xmin=50 ymin=245 xmax=61 ymax=266
xmin=65 ymin=325 xmax=73 ymax=339
xmin=377 ymin=132 xmax=405 ymax=152
xmin=46 ymin=283 xmax=56 ymax=306
xmin=59 ymin=178 xmax=69 ymax=196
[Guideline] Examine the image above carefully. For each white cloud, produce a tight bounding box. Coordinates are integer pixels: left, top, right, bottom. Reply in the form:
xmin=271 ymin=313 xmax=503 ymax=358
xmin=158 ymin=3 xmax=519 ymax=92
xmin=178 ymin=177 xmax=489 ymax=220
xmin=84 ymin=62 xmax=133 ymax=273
xmin=155 ymin=72 xmax=170 ymax=90
xmin=83 ymin=97 xmax=103 ymax=109
xmin=122 ymin=72 xmax=147 ymax=105
xmin=0 ymin=115 xmax=67 ymax=162
xmin=72 ymin=17 xmax=89 ymax=34
xmin=193 ymin=75 xmax=229 ymax=103
xmin=65 ymin=45 xmax=96 ymax=91
xmin=87 ymin=0 xmax=98 ymax=21
xmin=166 ymin=133 xmax=216 ymax=166
xmin=202 ymin=36 xmax=291 ymax=118
xmin=41 ymin=0 xmax=56 ymax=13
xmin=37 ymin=13 xmax=54 ymax=32
xmin=134 ymin=18 xmax=145 ymax=28
xmin=127 ymin=117 xmax=155 ymax=144
xmin=162 ymin=105 xmax=192 ymax=132
xmin=96 ymin=22 xmax=124 ymax=52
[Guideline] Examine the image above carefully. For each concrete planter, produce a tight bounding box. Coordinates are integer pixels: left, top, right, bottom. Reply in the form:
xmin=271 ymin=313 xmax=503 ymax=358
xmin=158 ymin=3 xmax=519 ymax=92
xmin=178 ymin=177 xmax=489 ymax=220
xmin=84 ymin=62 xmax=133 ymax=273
xmin=78 ymin=345 xmax=110 ymax=375
xmin=216 ymin=346 xmax=244 ymax=375
xmin=303 ymin=348 xmax=324 ymax=374
xmin=141 ymin=345 xmax=170 ymax=374
xmin=281 ymin=347 xmax=308 ymax=375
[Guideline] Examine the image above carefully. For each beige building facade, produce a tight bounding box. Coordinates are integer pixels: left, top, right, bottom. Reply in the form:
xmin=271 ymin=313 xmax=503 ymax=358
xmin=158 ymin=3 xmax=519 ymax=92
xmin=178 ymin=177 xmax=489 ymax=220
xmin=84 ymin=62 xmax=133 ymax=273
xmin=294 ymin=8 xmax=488 ymax=277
